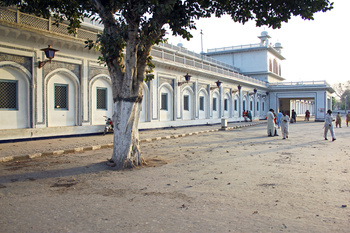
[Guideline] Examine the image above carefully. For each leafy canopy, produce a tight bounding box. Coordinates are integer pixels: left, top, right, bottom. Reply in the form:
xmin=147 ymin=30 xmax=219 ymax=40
xmin=1 ymin=0 xmax=333 ymax=70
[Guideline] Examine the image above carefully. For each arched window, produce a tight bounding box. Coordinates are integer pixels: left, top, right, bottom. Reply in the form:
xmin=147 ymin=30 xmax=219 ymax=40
xmin=279 ymin=64 xmax=282 ymax=76
xmin=273 ymin=59 xmax=278 ymax=74
xmin=269 ymin=59 xmax=272 ymax=72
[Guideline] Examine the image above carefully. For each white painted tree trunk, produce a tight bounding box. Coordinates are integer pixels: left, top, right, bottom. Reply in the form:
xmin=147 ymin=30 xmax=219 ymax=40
xmin=111 ymin=94 xmax=143 ymax=169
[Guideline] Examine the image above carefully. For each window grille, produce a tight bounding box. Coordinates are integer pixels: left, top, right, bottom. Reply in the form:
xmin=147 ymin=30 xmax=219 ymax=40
xmin=250 ymin=101 xmax=253 ymax=110
xmin=262 ymin=102 xmax=265 ymax=111
xmin=257 ymin=102 xmax=259 ymax=111
xmin=234 ymin=99 xmax=237 ymax=111
xmin=184 ymin=95 xmax=189 ymax=111
xmin=0 ymin=80 xmax=17 ymax=110
xmin=243 ymin=100 xmax=246 ymax=111
xmin=54 ymin=84 xmax=68 ymax=109
xmin=213 ymin=97 xmax=217 ymax=111
xmin=199 ymin=96 xmax=204 ymax=111
xmin=224 ymin=99 xmax=228 ymax=111
xmin=96 ymin=88 xmax=107 ymax=110
xmin=161 ymin=93 xmax=168 ymax=110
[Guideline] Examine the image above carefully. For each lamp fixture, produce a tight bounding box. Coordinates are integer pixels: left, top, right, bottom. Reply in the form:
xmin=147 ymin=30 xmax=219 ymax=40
xmin=254 ymin=88 xmax=257 ymax=93
xmin=237 ymin=84 xmax=242 ymax=90
xmin=210 ymin=80 xmax=222 ymax=90
xmin=39 ymin=45 xmax=59 ymax=68
xmin=178 ymin=73 xmax=191 ymax=86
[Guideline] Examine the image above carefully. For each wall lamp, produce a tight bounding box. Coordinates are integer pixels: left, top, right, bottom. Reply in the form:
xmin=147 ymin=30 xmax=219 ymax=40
xmin=178 ymin=73 xmax=191 ymax=86
xmin=39 ymin=45 xmax=59 ymax=68
xmin=210 ymin=80 xmax=222 ymax=90
xmin=249 ymin=88 xmax=258 ymax=96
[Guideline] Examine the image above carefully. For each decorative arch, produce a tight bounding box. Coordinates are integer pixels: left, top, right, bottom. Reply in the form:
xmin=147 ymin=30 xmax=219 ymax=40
xmin=44 ymin=68 xmax=80 ymax=127
xmin=198 ymin=88 xmax=208 ymax=119
xmin=140 ymin=82 xmax=150 ymax=122
xmin=0 ymin=61 xmax=32 ymax=83
xmin=89 ymin=74 xmax=113 ymax=125
xmin=242 ymin=94 xmax=248 ymax=112
xmin=223 ymin=92 xmax=231 ymax=118
xmin=158 ymin=82 xmax=174 ymax=121
xmin=212 ymin=90 xmax=220 ymax=119
xmin=273 ymin=59 xmax=278 ymax=74
xmin=0 ymin=61 xmax=31 ymax=129
xmin=182 ymin=86 xmax=194 ymax=120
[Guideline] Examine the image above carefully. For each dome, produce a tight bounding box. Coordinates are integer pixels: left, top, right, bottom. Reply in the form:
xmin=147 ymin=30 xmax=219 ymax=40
xmin=261 ymin=31 xmax=269 ymax=36
xmin=275 ymin=42 xmax=282 ymax=47
xmin=177 ymin=43 xmax=183 ymax=47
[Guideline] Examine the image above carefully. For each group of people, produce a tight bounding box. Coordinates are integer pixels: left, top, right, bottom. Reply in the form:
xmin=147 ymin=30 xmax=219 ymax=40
xmin=243 ymin=110 xmax=252 ymax=122
xmin=267 ymin=109 xmax=290 ymax=139
xmin=334 ymin=111 xmax=350 ymax=128
xmin=267 ymin=108 xmax=350 ymax=141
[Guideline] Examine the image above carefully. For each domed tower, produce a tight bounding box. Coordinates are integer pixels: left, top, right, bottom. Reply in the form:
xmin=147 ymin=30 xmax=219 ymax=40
xmin=258 ymin=31 xmax=271 ymax=46
xmin=274 ymin=42 xmax=283 ymax=54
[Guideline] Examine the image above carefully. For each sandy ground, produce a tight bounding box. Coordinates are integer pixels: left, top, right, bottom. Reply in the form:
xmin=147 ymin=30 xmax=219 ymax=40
xmin=0 ymin=121 xmax=349 ymax=233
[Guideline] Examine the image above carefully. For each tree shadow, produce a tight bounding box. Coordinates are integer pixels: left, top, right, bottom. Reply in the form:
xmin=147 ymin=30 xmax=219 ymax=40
xmin=0 ymin=160 xmax=116 ymax=185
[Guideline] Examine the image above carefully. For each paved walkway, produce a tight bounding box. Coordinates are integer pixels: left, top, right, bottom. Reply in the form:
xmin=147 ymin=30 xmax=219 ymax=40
xmin=0 ymin=121 xmax=265 ymax=163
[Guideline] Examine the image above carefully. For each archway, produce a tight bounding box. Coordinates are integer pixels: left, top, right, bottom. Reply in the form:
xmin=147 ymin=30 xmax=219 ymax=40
xmin=90 ymin=75 xmax=113 ymax=125
xmin=0 ymin=62 xmax=30 ymax=129
xmin=46 ymin=69 xmax=79 ymax=127
xmin=198 ymin=88 xmax=208 ymax=119
xmin=159 ymin=83 xmax=173 ymax=122
xmin=182 ymin=86 xmax=194 ymax=120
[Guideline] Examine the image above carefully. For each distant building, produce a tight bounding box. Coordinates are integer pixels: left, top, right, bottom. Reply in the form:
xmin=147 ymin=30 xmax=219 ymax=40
xmin=0 ymin=8 xmax=334 ymax=140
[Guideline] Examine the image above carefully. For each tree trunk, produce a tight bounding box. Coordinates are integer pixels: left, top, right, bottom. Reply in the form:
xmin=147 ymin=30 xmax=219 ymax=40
xmin=111 ymin=96 xmax=143 ymax=169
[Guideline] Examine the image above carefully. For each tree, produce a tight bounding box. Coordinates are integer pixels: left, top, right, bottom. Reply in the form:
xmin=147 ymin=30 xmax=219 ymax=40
xmin=0 ymin=0 xmax=333 ymax=169
xmin=332 ymin=81 xmax=350 ymax=99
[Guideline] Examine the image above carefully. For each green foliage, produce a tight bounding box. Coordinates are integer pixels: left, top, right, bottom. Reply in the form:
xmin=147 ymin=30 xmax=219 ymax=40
xmin=1 ymin=0 xmax=334 ymax=76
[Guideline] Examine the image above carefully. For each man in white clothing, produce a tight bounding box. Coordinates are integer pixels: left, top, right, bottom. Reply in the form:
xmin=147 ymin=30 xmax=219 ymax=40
xmin=267 ymin=109 xmax=275 ymax=136
xmin=280 ymin=111 xmax=290 ymax=139
xmin=324 ymin=109 xmax=336 ymax=141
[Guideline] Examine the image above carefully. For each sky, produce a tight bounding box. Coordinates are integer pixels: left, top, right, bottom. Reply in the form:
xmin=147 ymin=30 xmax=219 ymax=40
xmin=166 ymin=0 xmax=350 ymax=85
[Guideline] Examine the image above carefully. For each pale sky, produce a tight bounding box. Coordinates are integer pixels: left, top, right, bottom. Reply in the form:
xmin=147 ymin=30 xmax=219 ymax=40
xmin=166 ymin=0 xmax=349 ymax=85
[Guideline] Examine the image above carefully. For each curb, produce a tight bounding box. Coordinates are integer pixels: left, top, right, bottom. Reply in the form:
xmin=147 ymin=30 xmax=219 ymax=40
xmin=0 ymin=122 xmax=264 ymax=163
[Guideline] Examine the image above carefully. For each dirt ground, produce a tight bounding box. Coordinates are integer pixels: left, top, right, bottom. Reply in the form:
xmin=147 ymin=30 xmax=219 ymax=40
xmin=0 ymin=121 xmax=349 ymax=233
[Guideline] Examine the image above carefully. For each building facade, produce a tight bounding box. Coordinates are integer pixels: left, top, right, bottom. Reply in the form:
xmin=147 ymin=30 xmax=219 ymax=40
xmin=0 ymin=8 xmax=334 ymax=140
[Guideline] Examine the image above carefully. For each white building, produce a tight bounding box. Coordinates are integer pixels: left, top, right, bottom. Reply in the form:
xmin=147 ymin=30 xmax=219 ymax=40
xmin=0 ymin=8 xmax=334 ymax=140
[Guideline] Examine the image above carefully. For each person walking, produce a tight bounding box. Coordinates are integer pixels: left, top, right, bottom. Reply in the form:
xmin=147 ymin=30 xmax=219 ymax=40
xmin=291 ymin=109 xmax=297 ymax=123
xmin=267 ymin=109 xmax=275 ymax=137
xmin=280 ymin=111 xmax=290 ymax=139
xmin=346 ymin=111 xmax=350 ymax=127
xmin=305 ymin=110 xmax=310 ymax=121
xmin=324 ymin=109 xmax=336 ymax=141
xmin=277 ymin=111 xmax=283 ymax=128
xmin=335 ymin=112 xmax=342 ymax=128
